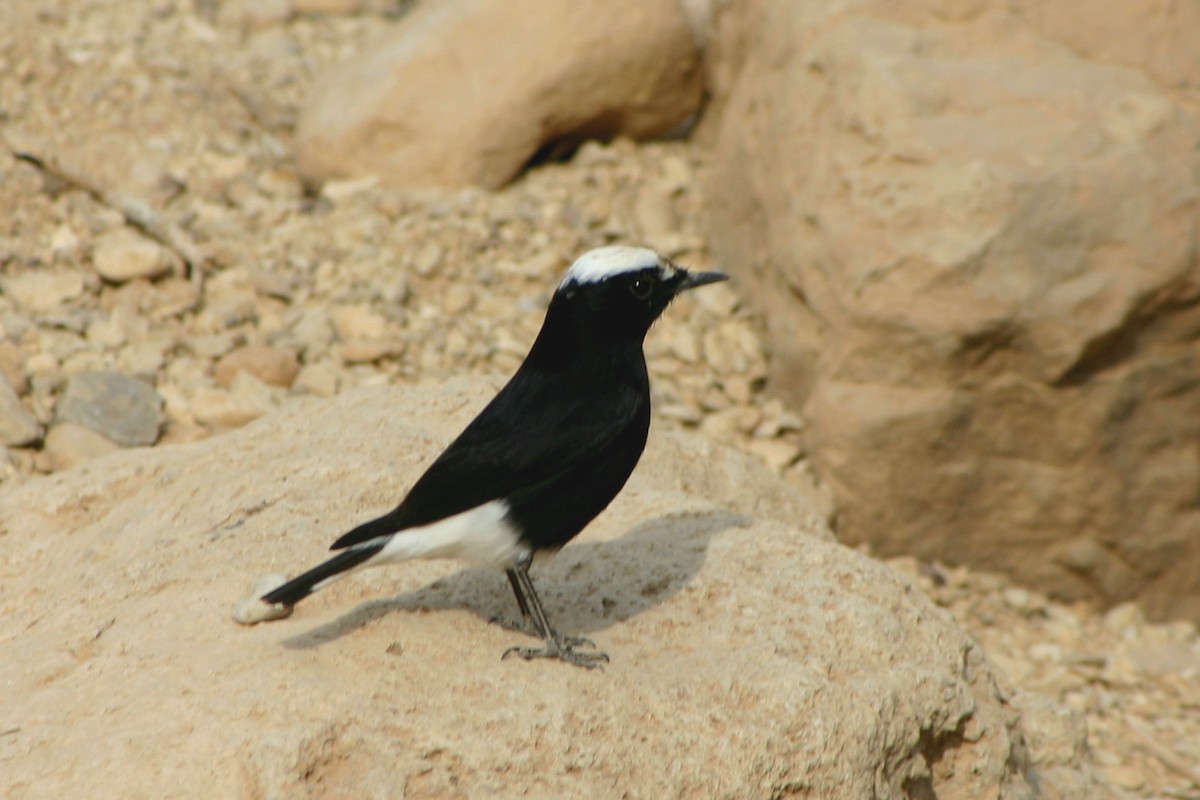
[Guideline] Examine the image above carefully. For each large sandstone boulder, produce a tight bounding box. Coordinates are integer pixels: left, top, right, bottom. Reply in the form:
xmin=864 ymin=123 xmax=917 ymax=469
xmin=295 ymin=0 xmax=704 ymax=189
xmin=707 ymin=5 xmax=1200 ymax=619
xmin=0 ymin=380 xmax=1063 ymax=798
xmin=1013 ymin=0 xmax=1200 ymax=92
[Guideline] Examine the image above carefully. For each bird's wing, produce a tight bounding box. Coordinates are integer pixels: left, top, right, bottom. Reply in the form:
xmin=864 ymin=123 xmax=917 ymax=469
xmin=329 ymin=376 xmax=647 ymax=549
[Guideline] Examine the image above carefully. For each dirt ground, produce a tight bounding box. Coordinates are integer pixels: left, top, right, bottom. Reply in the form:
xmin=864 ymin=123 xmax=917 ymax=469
xmin=0 ymin=2 xmax=1197 ymax=797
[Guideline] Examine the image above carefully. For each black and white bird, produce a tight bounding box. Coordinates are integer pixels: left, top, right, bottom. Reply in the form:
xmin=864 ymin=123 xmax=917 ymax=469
xmin=254 ymin=246 xmax=727 ymax=668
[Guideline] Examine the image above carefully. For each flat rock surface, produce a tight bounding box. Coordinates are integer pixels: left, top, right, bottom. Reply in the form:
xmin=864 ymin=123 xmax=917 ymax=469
xmin=0 ymin=381 xmax=1035 ymax=799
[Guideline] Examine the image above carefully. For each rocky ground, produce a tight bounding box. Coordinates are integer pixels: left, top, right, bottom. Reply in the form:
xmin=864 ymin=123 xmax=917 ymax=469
xmin=1 ymin=2 xmax=1198 ymax=798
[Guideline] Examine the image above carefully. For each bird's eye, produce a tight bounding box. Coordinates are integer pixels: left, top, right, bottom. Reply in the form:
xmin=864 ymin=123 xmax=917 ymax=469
xmin=628 ymin=276 xmax=655 ymax=300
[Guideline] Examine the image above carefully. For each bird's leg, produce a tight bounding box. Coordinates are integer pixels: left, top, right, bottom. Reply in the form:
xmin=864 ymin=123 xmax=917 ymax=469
xmin=488 ymin=567 xmax=544 ymax=638
xmin=500 ymin=558 xmax=608 ymax=669
xmin=510 ymin=561 xmax=598 ymax=651
xmin=491 ymin=563 xmax=597 ymax=649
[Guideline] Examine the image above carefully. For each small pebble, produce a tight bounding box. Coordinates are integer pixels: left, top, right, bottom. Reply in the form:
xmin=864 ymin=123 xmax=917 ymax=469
xmin=336 ymin=339 xmax=406 ymax=364
xmin=1002 ymin=587 xmax=1030 ymax=611
xmin=0 ymin=372 xmax=41 ymax=447
xmin=190 ymin=374 xmax=273 ymax=428
xmin=92 ymin=228 xmax=179 ymax=283
xmin=412 ymin=241 xmax=443 ymax=277
xmin=330 ymin=305 xmax=388 ymax=341
xmin=232 ymin=574 xmax=293 ymax=625
xmin=214 ymin=345 xmax=300 ymax=389
xmin=294 ymin=361 xmax=341 ymax=397
xmin=1102 ymin=765 xmax=1145 ymax=791
xmin=1 ymin=270 xmax=85 ymax=312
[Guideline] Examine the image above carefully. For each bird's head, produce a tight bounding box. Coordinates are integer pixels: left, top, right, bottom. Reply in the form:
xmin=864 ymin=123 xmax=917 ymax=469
xmin=552 ymin=246 xmax=728 ymax=341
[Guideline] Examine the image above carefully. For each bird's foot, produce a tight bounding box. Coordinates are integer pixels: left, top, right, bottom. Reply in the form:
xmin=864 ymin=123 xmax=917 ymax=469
xmin=488 ymin=613 xmax=539 ymax=637
xmin=501 ymin=636 xmax=609 ymax=670
xmin=489 ymin=615 xmax=598 ymax=650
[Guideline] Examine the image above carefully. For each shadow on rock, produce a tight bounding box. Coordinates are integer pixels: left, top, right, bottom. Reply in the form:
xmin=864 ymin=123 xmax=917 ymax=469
xmin=282 ymin=509 xmax=746 ymax=649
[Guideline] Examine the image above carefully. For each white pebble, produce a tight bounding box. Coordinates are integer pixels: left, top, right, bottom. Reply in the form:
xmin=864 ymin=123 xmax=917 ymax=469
xmin=232 ymin=574 xmax=293 ymax=625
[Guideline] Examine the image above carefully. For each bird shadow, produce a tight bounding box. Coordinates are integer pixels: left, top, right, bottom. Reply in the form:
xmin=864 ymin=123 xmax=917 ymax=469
xmin=280 ymin=509 xmax=747 ymax=650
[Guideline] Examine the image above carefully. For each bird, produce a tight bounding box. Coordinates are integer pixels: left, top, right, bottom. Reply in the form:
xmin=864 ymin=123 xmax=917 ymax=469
xmin=254 ymin=245 xmax=727 ymax=668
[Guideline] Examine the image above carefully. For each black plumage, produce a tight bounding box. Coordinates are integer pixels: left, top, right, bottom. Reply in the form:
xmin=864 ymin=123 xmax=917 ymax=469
xmin=259 ymin=246 xmax=727 ymax=667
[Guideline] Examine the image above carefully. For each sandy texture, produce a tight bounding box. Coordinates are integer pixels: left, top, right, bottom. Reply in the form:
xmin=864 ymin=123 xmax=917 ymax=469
xmin=1 ymin=380 xmax=1037 ymax=799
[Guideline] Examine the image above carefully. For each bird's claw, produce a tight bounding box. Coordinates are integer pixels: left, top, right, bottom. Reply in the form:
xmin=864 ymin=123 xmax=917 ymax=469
xmin=502 ymin=642 xmax=610 ymax=670
xmin=489 ymin=616 xmax=597 ymax=650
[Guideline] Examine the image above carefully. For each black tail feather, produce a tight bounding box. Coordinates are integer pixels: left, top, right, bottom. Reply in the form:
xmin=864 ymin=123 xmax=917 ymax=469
xmin=261 ymin=540 xmax=387 ymax=606
xmin=329 ymin=508 xmax=405 ymax=551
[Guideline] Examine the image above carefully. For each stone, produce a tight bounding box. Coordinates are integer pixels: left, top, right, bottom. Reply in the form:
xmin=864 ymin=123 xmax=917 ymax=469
xmin=294 ymin=0 xmax=703 ymax=189
xmin=707 ymin=5 xmax=1200 ymax=621
xmin=92 ymin=228 xmax=180 ymax=283
xmin=214 ymin=345 xmax=300 ymax=389
xmin=56 ymin=370 xmax=164 ymax=447
xmin=1011 ymin=693 xmax=1101 ymax=800
xmin=115 ymin=340 xmax=169 ymax=380
xmin=1101 ymin=765 xmax=1145 ymax=791
xmin=216 ymin=0 xmax=292 ymax=27
xmin=232 ymin=574 xmax=293 ymax=624
xmin=0 ymin=380 xmax=1047 ymax=799
xmin=743 ymin=437 xmax=801 ymax=472
xmin=0 ymin=270 xmax=85 ymax=312
xmin=411 ymin=240 xmax=443 ymax=277
xmin=0 ymin=340 xmax=27 ymax=395
xmin=329 ymin=304 xmax=388 ymax=341
xmin=319 ymin=174 xmax=380 ymax=203
xmin=0 ymin=446 xmax=17 ymax=483
xmin=335 ymin=338 xmax=407 ymax=364
xmin=85 ymin=316 xmax=127 ymax=348
xmin=1013 ymin=1 xmax=1200 ymax=92
xmin=292 ymin=0 xmax=361 ymax=13
xmin=0 ymin=371 xmax=41 ymax=447
xmin=293 ymin=361 xmax=341 ymax=397
xmin=190 ymin=373 xmax=275 ymax=429
xmin=442 ymin=284 xmax=475 ymax=316
xmin=49 ymin=223 xmax=83 ymax=263
xmin=43 ymin=422 xmax=121 ymax=471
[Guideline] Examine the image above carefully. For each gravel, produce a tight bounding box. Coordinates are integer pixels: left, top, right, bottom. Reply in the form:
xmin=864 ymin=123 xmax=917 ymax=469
xmin=0 ymin=2 xmax=1196 ymax=797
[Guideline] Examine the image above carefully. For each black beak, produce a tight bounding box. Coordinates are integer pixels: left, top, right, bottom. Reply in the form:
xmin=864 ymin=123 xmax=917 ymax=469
xmin=675 ymin=269 xmax=729 ymax=293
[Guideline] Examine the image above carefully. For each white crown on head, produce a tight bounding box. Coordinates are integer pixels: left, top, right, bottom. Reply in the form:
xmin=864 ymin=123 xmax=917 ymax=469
xmin=560 ymin=246 xmax=674 ymax=289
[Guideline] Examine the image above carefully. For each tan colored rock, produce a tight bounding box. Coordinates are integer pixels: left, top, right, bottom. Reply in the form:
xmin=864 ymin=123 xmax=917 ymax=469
xmin=293 ymin=361 xmax=341 ymax=397
xmin=190 ymin=373 xmax=275 ymax=429
xmin=43 ymin=421 xmax=121 ymax=470
xmin=0 ymin=371 xmax=41 ymax=447
xmin=292 ymin=0 xmax=360 ymax=14
xmin=329 ymin=304 xmax=388 ymax=340
xmin=708 ymin=7 xmax=1200 ymax=620
xmin=216 ymin=0 xmax=292 ymax=28
xmin=1015 ymin=0 xmax=1200 ymax=92
xmin=335 ymin=338 xmax=407 ymax=364
xmin=1011 ymin=693 xmax=1103 ymax=800
xmin=0 ymin=340 xmax=27 ymax=396
xmin=214 ymin=344 xmax=300 ymax=389
xmin=0 ymin=270 xmax=85 ymax=312
xmin=295 ymin=0 xmax=704 ymax=189
xmin=92 ymin=228 xmax=180 ymax=283
xmin=0 ymin=381 xmax=1049 ymax=799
